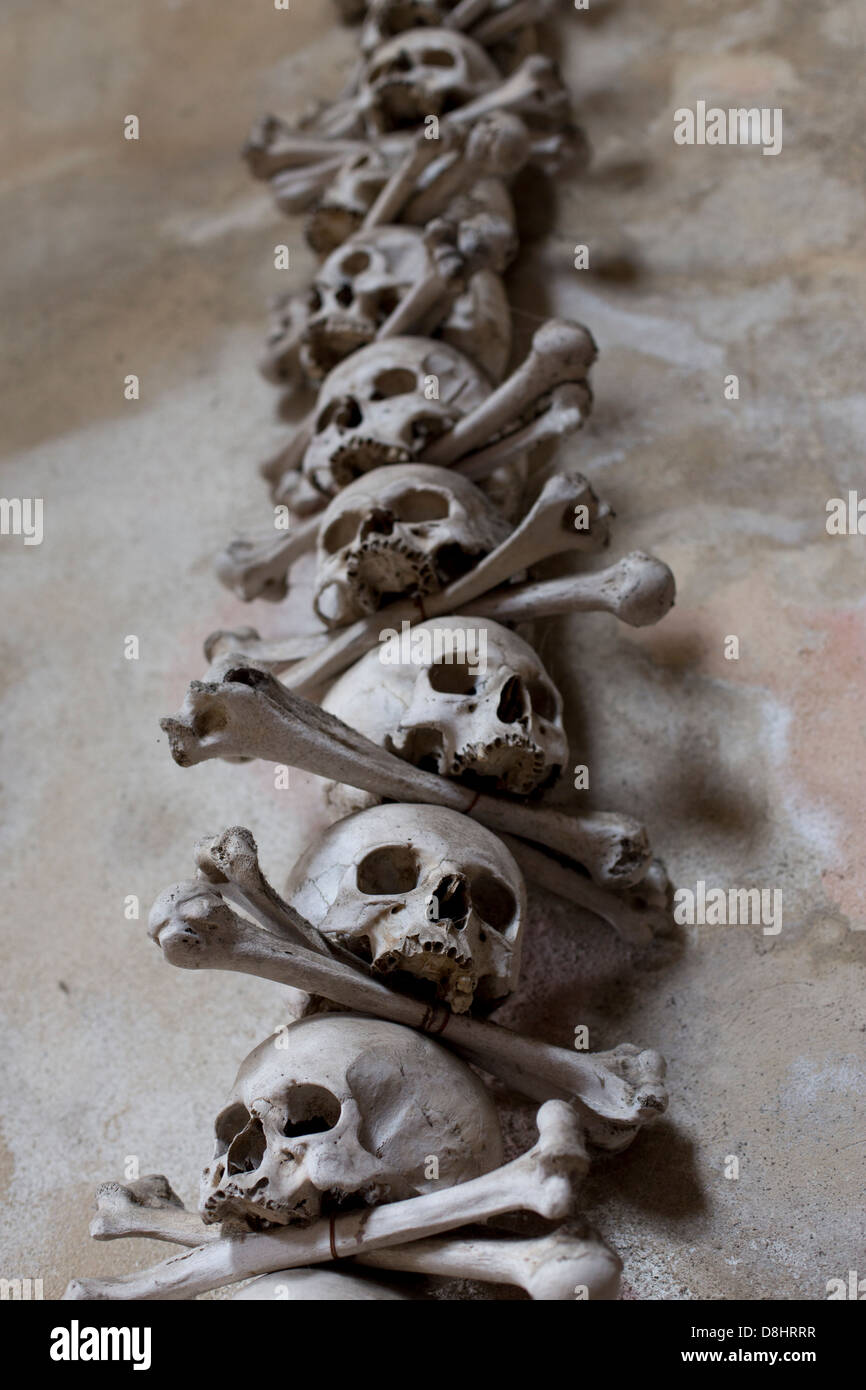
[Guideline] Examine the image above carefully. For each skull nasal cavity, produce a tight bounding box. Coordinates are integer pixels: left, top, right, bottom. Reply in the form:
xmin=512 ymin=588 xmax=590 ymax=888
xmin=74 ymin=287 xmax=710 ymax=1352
xmin=360 ymin=507 xmax=395 ymax=538
xmin=497 ymin=675 xmax=529 ymax=724
xmin=317 ymin=396 xmax=362 ymax=432
xmin=357 ymin=845 xmax=420 ymax=894
xmin=432 ymin=873 xmax=470 ymax=926
xmin=226 ymin=1117 xmax=266 ymax=1175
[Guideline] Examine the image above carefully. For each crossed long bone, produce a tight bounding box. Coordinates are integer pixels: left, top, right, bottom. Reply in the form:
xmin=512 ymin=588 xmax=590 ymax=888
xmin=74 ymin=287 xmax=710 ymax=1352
xmin=64 ymin=1102 xmax=599 ymax=1300
xmin=83 ymin=1174 xmax=621 ymax=1301
xmin=160 ymin=670 xmax=652 ymax=890
xmin=144 ymin=825 xmax=667 ymax=1147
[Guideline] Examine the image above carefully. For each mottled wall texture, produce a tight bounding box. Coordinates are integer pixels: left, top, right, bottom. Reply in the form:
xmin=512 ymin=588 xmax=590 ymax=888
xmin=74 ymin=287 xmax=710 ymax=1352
xmin=1 ymin=0 xmax=863 ymax=1299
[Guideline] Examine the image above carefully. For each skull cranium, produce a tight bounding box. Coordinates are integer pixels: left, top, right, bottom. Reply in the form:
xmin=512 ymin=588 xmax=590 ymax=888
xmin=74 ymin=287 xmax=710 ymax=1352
xmin=200 ymin=1013 xmax=503 ymax=1227
xmin=302 ymin=335 xmax=491 ymax=498
xmin=321 ymin=614 xmax=568 ymax=796
xmin=314 ymin=463 xmax=510 ymax=627
xmin=300 ymin=225 xmax=441 ymax=380
xmin=286 ymin=803 xmax=527 ymax=1012
xmin=361 ymin=28 xmax=500 ymax=132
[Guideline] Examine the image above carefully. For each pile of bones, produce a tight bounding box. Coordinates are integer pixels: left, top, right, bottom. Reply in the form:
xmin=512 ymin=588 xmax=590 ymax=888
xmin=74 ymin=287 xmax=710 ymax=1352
xmin=66 ymin=0 xmax=678 ymax=1302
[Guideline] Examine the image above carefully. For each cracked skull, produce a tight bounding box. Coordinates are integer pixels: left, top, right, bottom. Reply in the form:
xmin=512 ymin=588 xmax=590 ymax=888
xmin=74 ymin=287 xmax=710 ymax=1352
xmin=200 ymin=1013 xmax=503 ymax=1226
xmin=314 ymin=463 xmax=510 ymax=627
xmin=361 ymin=28 xmax=500 ymax=132
xmin=322 ymin=614 xmax=567 ymax=795
xmin=286 ymin=804 xmax=526 ymax=1012
xmin=302 ymin=335 xmax=491 ymax=497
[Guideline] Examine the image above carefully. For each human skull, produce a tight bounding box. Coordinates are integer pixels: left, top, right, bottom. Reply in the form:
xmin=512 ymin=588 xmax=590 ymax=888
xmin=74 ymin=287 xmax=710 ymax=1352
xmin=200 ymin=1013 xmax=502 ymax=1227
xmin=322 ymin=614 xmax=568 ymax=795
xmin=314 ymin=463 xmax=510 ymax=627
xmin=300 ymin=224 xmax=451 ymax=381
xmin=304 ymin=148 xmax=393 ymax=255
xmin=302 ymin=335 xmax=491 ymax=498
xmin=286 ymin=804 xmax=526 ymax=1012
xmin=361 ymin=28 xmax=500 ymax=132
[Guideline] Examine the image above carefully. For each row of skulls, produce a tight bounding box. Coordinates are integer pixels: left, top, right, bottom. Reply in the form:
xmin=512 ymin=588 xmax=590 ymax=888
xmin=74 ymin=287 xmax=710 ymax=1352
xmin=184 ymin=5 xmax=605 ymax=1248
xmin=74 ymin=2 xmax=672 ymax=1292
xmin=192 ymin=4 xmax=627 ymax=1242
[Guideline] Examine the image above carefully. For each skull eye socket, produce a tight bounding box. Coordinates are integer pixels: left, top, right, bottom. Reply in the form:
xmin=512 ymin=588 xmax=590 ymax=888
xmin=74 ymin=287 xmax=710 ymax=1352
xmin=410 ymin=413 xmax=450 ymax=446
xmin=528 ymin=678 xmax=558 ymax=722
xmin=340 ymin=250 xmax=370 ymax=276
xmin=376 ymin=287 xmax=401 ymax=318
xmin=307 ymin=287 xmax=322 ymax=312
xmin=420 ymin=47 xmax=457 ymax=68
xmin=470 ymin=871 xmax=517 ymax=932
xmin=321 ymin=510 xmax=363 ymax=554
xmin=391 ymin=488 xmax=450 ymax=524
xmin=368 ymin=50 xmax=412 ymax=82
xmin=281 ymin=1084 xmax=342 ymax=1138
xmin=370 ymin=367 xmax=417 ymax=399
xmin=357 ymin=845 xmax=420 ymax=894
xmin=428 ymin=660 xmax=476 ymax=696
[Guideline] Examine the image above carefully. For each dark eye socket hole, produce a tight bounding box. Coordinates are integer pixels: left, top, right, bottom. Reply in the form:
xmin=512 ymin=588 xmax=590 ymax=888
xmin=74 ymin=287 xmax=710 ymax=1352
xmin=340 ymin=250 xmax=370 ymax=276
xmin=321 ymin=511 xmax=362 ymax=554
xmin=434 ymin=541 xmax=474 ymax=585
xmin=369 ymin=51 xmax=411 ymax=81
xmin=377 ymin=287 xmax=401 ymax=318
xmin=470 ymin=871 xmax=517 ymax=932
xmin=421 ymin=48 xmax=457 ymax=68
xmin=410 ymin=413 xmax=449 ymax=446
xmin=214 ymin=1102 xmax=250 ymax=1154
xmin=428 ymin=661 xmax=476 ymax=696
xmin=307 ymin=287 xmax=322 ymax=312
xmin=335 ymin=283 xmax=355 ymax=307
xmin=528 ymin=678 xmax=558 ymax=722
xmin=357 ymin=845 xmax=420 ymax=895
xmin=392 ymin=488 xmax=450 ymax=524
xmin=281 ymin=1084 xmax=342 ymax=1138
xmin=370 ymin=367 xmax=417 ymax=400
